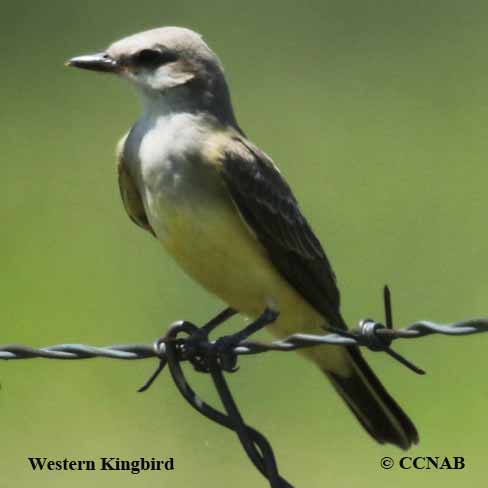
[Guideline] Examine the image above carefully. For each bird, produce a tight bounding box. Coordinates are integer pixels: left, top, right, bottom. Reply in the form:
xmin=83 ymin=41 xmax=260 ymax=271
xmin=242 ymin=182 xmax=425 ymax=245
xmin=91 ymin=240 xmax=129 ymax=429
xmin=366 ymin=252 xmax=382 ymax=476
xmin=67 ymin=26 xmax=418 ymax=449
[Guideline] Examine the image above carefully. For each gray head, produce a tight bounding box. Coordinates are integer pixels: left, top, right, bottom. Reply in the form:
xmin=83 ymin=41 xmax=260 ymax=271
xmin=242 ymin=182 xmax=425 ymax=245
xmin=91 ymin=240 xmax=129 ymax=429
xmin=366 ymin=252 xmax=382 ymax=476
xmin=68 ymin=27 xmax=236 ymax=123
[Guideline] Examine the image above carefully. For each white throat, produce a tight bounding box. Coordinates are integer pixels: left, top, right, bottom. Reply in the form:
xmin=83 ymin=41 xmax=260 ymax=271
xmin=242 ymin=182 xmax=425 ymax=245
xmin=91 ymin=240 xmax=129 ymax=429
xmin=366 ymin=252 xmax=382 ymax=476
xmin=134 ymin=83 xmax=198 ymax=118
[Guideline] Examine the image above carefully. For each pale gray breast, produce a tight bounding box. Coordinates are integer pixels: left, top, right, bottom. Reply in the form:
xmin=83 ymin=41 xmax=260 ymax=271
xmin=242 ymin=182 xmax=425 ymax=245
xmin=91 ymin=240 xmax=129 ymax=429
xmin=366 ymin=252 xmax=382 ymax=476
xmin=122 ymin=111 xmax=226 ymax=212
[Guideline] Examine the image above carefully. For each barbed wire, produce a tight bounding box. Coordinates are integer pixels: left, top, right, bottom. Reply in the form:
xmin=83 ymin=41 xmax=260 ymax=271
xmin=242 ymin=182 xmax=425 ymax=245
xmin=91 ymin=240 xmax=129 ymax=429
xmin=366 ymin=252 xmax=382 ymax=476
xmin=2 ymin=286 xmax=488 ymax=487
xmin=1 ymin=318 xmax=486 ymax=361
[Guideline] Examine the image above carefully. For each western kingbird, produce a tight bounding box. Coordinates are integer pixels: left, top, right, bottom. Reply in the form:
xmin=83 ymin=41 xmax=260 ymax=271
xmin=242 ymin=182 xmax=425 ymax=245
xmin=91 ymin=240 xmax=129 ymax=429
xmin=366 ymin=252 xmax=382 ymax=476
xmin=68 ymin=26 xmax=418 ymax=449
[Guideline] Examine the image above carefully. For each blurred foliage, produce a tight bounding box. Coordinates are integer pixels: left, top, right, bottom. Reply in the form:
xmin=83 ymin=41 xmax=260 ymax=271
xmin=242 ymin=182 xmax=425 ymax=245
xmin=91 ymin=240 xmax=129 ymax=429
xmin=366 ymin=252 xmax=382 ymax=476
xmin=1 ymin=1 xmax=487 ymax=486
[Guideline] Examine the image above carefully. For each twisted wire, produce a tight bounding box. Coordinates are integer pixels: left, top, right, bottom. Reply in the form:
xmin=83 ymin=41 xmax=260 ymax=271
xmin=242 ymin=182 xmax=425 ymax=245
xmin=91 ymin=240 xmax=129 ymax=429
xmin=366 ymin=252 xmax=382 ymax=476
xmin=1 ymin=317 xmax=486 ymax=360
xmin=3 ymin=285 xmax=488 ymax=488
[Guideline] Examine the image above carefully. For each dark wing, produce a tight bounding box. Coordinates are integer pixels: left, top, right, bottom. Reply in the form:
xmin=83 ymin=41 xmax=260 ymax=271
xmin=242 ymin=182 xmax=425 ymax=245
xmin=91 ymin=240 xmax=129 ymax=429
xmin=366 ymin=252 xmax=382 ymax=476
xmin=118 ymin=159 xmax=155 ymax=237
xmin=218 ymin=137 xmax=345 ymax=329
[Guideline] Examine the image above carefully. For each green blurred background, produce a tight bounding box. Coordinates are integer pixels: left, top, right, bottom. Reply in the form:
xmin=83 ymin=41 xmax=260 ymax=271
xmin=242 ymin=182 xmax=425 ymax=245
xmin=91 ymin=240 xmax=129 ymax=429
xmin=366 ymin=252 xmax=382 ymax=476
xmin=1 ymin=0 xmax=487 ymax=486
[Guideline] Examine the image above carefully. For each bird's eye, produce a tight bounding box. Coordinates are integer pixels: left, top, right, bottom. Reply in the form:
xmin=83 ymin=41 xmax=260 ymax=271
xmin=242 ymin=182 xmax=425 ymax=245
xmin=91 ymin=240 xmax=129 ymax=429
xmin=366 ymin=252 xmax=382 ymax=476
xmin=134 ymin=49 xmax=178 ymax=67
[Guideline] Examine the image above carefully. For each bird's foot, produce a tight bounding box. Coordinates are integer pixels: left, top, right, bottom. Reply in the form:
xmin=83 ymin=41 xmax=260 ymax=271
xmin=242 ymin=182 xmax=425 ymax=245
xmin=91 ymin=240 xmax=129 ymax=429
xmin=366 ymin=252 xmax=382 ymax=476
xmin=210 ymin=334 xmax=242 ymax=372
xmin=183 ymin=331 xmax=240 ymax=373
xmin=207 ymin=308 xmax=280 ymax=372
xmin=181 ymin=307 xmax=237 ymax=372
xmin=183 ymin=307 xmax=279 ymax=373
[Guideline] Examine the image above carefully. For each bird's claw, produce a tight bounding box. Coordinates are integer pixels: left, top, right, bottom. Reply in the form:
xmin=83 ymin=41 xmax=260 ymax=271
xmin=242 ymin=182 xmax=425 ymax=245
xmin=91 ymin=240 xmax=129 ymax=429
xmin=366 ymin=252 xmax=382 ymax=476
xmin=210 ymin=335 xmax=240 ymax=372
xmin=183 ymin=331 xmax=239 ymax=373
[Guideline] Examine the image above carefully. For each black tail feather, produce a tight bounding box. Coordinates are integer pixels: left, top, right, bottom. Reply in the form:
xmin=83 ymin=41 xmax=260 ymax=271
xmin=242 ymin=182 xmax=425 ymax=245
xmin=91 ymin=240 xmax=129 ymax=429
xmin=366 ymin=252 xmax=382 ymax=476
xmin=326 ymin=347 xmax=418 ymax=450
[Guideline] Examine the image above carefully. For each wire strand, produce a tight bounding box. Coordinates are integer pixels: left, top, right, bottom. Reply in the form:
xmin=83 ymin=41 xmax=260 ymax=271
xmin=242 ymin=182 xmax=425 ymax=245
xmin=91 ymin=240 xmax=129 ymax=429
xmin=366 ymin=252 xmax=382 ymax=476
xmin=2 ymin=287 xmax=488 ymax=487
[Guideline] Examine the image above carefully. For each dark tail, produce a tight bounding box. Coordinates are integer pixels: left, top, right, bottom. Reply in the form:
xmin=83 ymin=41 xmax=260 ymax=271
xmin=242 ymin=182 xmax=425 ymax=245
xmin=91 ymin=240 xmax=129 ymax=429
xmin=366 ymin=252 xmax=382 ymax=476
xmin=326 ymin=347 xmax=418 ymax=450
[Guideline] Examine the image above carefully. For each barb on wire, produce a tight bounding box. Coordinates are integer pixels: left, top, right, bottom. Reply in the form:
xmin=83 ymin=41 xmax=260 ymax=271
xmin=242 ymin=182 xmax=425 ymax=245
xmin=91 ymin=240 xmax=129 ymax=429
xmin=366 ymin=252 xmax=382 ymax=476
xmin=1 ymin=286 xmax=488 ymax=487
xmin=1 ymin=317 xmax=486 ymax=360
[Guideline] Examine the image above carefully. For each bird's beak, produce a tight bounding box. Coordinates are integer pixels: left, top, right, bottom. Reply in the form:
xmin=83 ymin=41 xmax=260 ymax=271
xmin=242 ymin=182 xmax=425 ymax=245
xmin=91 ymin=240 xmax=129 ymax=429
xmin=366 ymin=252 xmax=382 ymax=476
xmin=66 ymin=52 xmax=120 ymax=73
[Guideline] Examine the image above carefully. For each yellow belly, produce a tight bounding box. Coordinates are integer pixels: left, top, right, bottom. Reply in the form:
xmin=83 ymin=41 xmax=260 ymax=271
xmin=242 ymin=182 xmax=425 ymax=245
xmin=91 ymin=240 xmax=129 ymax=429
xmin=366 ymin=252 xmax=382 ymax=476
xmin=162 ymin=199 xmax=320 ymax=332
xmin=144 ymin=184 xmax=351 ymax=373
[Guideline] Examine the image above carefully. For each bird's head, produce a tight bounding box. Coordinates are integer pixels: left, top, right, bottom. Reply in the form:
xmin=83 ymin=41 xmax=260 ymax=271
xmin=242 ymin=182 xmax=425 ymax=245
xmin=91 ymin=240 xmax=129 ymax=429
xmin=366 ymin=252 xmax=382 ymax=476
xmin=67 ymin=27 xmax=235 ymax=119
